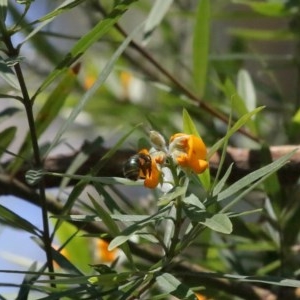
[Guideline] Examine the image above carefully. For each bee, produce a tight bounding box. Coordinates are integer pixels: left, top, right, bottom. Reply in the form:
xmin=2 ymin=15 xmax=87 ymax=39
xmin=123 ymin=153 xmax=152 ymax=181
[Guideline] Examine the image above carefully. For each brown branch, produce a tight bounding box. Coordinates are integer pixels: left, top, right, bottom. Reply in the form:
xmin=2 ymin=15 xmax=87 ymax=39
xmin=10 ymin=144 xmax=300 ymax=187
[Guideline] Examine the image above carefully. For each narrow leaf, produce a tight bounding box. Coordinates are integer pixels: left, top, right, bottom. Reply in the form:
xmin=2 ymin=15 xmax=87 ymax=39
xmin=16 ymin=262 xmax=38 ymax=300
xmin=33 ymin=0 xmax=138 ymax=99
xmin=109 ymin=205 xmax=170 ymax=250
xmin=208 ymin=106 xmax=264 ymax=159
xmin=20 ymin=0 xmax=86 ymax=47
xmin=237 ymin=69 xmax=256 ymax=116
xmin=0 ymin=0 xmax=7 ymax=22
xmin=89 ymin=194 xmax=133 ymax=264
xmin=218 ymin=150 xmax=296 ymax=203
xmin=232 ymin=0 xmax=293 ymax=17
xmin=223 ymin=77 xmax=256 ymax=133
xmin=143 ymin=0 xmax=173 ymax=44
xmin=9 ymin=64 xmax=79 ymax=174
xmin=44 ymin=22 xmax=143 ymax=157
xmin=0 ymin=204 xmax=40 ymax=235
xmin=156 ymin=273 xmax=196 ymax=300
xmin=200 ymin=213 xmax=233 ymax=234
xmin=0 ymin=57 xmax=20 ymax=90
xmin=212 ymin=163 xmax=233 ymax=196
xmin=0 ymin=126 xmax=16 ymax=158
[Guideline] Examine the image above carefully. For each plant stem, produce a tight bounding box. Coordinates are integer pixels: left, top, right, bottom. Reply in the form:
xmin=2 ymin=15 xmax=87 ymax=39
xmin=1 ymin=27 xmax=55 ymax=284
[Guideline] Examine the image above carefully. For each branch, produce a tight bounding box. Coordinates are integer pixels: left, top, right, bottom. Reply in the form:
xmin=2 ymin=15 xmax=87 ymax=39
xmin=10 ymin=144 xmax=300 ymax=188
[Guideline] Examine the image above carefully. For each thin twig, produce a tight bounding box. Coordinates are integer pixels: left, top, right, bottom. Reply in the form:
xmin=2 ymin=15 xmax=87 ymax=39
xmin=0 ymin=25 xmax=55 ymax=284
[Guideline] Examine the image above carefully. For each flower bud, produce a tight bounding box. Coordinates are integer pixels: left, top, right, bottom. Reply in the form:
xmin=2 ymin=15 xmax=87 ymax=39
xmin=150 ymin=130 xmax=166 ymax=151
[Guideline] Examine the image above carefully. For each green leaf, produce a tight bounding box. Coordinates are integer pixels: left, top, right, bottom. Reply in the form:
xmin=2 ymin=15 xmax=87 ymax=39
xmin=16 ymin=262 xmax=38 ymax=300
xmin=222 ymin=273 xmax=300 ymax=288
xmin=237 ymin=69 xmax=256 ymax=116
xmin=232 ymin=0 xmax=294 ymax=17
xmin=88 ymin=272 xmax=134 ymax=286
xmin=229 ymin=28 xmax=297 ymax=41
xmin=51 ymin=245 xmax=83 ymax=275
xmin=212 ymin=163 xmax=233 ymax=196
xmin=218 ymin=150 xmax=295 ymax=203
xmin=52 ymin=221 xmax=91 ymax=273
xmin=288 ymin=108 xmax=300 ymax=140
xmin=9 ymin=65 xmax=79 ymax=174
xmin=219 ymin=150 xmax=297 ymax=213
xmin=58 ymin=137 xmax=103 ymax=194
xmin=33 ymin=0 xmax=138 ymax=100
xmin=108 ymin=205 xmax=171 ymax=250
xmin=143 ymin=0 xmax=173 ymax=44
xmin=193 ymin=0 xmax=210 ymax=97
xmin=182 ymin=108 xmax=210 ymax=190
xmin=158 ymin=186 xmax=187 ymax=206
xmin=89 ymin=194 xmax=133 ymax=265
xmin=222 ymin=77 xmax=256 ymax=133
xmin=20 ymin=0 xmax=86 ymax=47
xmin=208 ymin=106 xmax=264 ymax=159
xmin=0 ymin=204 xmax=40 ymax=235
xmin=200 ymin=213 xmax=233 ymax=234
xmin=0 ymin=57 xmax=20 ymax=90
xmin=43 ymin=22 xmax=143 ymax=157
xmin=156 ymin=273 xmax=197 ymax=300
xmin=183 ymin=193 xmax=205 ymax=210
xmin=89 ymin=194 xmax=121 ymax=237
xmin=0 ymin=126 xmax=16 ymax=158
xmin=0 ymin=0 xmax=7 ymax=23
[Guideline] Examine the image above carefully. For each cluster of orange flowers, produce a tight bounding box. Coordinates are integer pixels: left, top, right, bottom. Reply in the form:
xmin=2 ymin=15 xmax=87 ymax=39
xmin=134 ymin=131 xmax=208 ymax=189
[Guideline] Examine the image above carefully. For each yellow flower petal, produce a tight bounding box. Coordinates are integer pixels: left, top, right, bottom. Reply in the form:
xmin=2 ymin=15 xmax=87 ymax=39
xmin=144 ymin=160 xmax=160 ymax=188
xmin=170 ymin=133 xmax=208 ymax=174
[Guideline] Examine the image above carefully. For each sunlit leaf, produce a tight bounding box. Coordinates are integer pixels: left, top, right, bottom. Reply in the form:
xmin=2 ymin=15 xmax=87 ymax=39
xmin=212 ymin=163 xmax=233 ymax=196
xmin=237 ymin=69 xmax=256 ymax=116
xmin=108 ymin=205 xmax=170 ymax=250
xmin=88 ymin=272 xmax=134 ymax=286
xmin=200 ymin=213 xmax=233 ymax=234
xmin=156 ymin=273 xmax=197 ymax=300
xmin=143 ymin=0 xmax=173 ymax=44
xmin=222 ymin=77 xmax=256 ymax=133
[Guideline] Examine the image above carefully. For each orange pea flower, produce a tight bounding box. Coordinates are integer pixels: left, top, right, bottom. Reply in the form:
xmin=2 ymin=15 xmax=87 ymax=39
xmin=95 ymin=239 xmax=118 ymax=263
xmin=195 ymin=293 xmax=211 ymax=300
xmin=169 ymin=133 xmax=208 ymax=174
